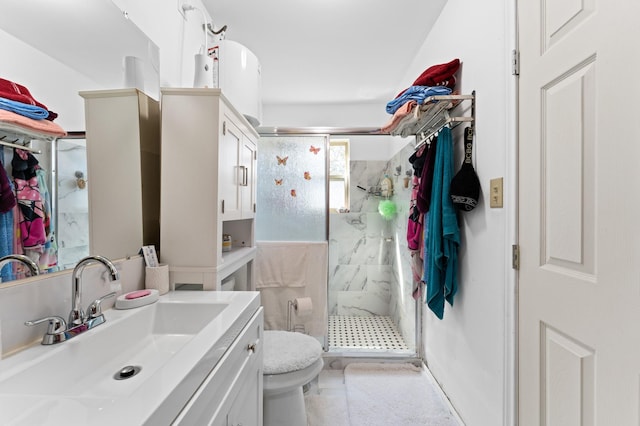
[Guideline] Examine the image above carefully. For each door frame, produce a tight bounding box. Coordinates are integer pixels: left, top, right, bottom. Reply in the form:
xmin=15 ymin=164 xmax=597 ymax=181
xmin=506 ymin=0 xmax=519 ymax=424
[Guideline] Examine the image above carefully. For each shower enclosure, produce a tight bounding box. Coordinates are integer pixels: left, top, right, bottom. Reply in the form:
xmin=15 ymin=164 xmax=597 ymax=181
xmin=256 ymin=132 xmax=418 ymax=357
xmin=327 ymin=139 xmax=417 ymax=356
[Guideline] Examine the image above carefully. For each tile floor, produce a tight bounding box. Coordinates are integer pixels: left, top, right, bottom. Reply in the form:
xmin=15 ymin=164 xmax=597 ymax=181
xmin=328 ymin=315 xmax=410 ymax=351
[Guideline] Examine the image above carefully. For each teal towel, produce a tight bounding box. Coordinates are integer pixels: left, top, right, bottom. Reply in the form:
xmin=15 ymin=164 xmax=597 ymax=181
xmin=426 ymin=127 xmax=460 ymax=319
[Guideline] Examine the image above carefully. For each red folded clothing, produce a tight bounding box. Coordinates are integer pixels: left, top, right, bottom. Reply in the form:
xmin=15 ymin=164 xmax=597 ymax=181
xmin=0 ymin=78 xmax=57 ymax=120
xmin=395 ymin=58 xmax=460 ymax=98
xmin=413 ymin=58 xmax=460 ymax=87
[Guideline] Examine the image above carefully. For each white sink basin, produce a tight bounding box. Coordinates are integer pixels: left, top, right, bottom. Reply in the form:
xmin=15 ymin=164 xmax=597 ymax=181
xmin=0 ymin=290 xmax=261 ymax=425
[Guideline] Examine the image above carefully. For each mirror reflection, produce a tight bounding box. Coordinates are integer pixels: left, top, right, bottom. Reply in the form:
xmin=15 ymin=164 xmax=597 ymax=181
xmin=0 ymin=135 xmax=89 ymax=283
xmin=56 ymin=136 xmax=90 ymax=270
xmin=0 ymin=0 xmax=159 ymax=284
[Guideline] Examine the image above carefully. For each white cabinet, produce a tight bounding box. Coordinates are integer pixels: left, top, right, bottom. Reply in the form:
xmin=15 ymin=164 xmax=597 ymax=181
xmin=80 ymin=89 xmax=160 ymax=260
xmin=219 ymin=118 xmax=256 ymax=220
xmin=160 ymin=88 xmax=258 ymax=290
xmin=226 ymin=359 xmax=262 ymax=426
xmin=173 ymin=307 xmax=264 ymax=426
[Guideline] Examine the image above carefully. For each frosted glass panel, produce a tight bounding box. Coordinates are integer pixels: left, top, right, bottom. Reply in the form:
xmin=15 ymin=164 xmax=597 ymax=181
xmin=256 ymin=136 xmax=327 ymax=241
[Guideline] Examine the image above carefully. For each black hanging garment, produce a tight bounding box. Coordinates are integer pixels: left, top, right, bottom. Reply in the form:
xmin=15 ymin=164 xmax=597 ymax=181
xmin=450 ymin=127 xmax=481 ymax=211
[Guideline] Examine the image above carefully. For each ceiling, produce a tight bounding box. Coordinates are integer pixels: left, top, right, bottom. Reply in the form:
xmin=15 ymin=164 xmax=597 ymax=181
xmin=202 ymin=0 xmax=447 ymax=106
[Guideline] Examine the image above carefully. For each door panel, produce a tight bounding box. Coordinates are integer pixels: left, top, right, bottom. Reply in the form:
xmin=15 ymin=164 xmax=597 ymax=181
xmin=518 ymin=0 xmax=640 ymax=424
xmin=541 ymin=324 xmax=595 ymax=426
xmin=542 ymin=59 xmax=596 ymax=276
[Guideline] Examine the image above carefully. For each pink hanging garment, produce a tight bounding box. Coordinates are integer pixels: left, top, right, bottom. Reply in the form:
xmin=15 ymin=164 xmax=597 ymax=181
xmin=12 ymin=149 xmax=46 ymax=249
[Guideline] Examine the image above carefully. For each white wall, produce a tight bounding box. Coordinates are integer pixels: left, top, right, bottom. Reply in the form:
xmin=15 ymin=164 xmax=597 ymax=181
xmin=111 ymin=0 xmax=212 ymax=88
xmin=405 ymin=1 xmax=516 ymax=425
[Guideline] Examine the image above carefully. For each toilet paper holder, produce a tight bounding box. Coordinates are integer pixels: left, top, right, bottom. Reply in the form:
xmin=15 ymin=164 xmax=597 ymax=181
xmin=287 ymin=298 xmax=312 ymax=334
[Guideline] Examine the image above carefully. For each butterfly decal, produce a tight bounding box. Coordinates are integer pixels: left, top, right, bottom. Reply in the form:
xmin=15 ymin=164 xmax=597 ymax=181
xmin=309 ymin=145 xmax=320 ymax=155
xmin=275 ymin=178 xmax=283 ymax=186
xmin=276 ymin=155 xmax=288 ymax=165
xmin=304 ymin=171 xmax=311 ymax=180
xmin=290 ymin=189 xmax=297 ymax=197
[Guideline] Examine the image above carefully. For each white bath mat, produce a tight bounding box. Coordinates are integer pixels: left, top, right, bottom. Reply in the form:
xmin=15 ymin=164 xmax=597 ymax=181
xmin=305 ymin=393 xmax=350 ymax=426
xmin=344 ymin=363 xmax=461 ymax=426
xmin=305 ymin=369 xmax=350 ymax=426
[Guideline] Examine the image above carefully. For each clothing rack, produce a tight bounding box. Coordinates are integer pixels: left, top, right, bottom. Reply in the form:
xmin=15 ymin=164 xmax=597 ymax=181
xmin=256 ymin=91 xmax=476 ymax=143
xmin=414 ymin=91 xmax=475 ymax=151
xmin=0 ymin=130 xmax=43 ymax=154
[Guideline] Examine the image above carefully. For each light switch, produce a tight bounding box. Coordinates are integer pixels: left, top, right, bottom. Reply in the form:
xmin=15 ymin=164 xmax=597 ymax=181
xmin=490 ymin=177 xmax=503 ymax=208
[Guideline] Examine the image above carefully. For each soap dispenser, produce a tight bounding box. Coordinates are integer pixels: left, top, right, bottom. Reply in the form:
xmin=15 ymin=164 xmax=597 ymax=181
xmin=380 ymin=175 xmax=394 ymax=198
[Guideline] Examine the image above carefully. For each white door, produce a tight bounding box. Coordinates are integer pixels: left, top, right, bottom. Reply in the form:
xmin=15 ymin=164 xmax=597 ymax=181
xmin=219 ymin=117 xmax=242 ymax=220
xmin=518 ymin=0 xmax=640 ymax=424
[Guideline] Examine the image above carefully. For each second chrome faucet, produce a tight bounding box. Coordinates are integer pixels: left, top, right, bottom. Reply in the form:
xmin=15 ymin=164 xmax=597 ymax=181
xmin=69 ymin=255 xmax=120 ymax=326
xmin=25 ymin=255 xmax=120 ymax=345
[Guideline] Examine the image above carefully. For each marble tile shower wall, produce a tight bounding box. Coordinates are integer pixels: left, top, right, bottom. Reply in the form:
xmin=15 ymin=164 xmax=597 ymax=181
xmin=56 ymin=140 xmax=89 ymax=269
xmin=388 ymin=142 xmax=418 ymax=350
xmin=329 ymin=160 xmax=392 ymax=317
xmin=328 ymin=149 xmax=416 ymax=330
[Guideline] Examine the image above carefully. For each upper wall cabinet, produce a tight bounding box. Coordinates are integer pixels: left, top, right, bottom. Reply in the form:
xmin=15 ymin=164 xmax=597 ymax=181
xmin=160 ymin=88 xmax=259 ymax=290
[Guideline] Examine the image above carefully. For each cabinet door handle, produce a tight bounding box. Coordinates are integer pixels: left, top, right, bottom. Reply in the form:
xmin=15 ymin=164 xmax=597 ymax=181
xmin=239 ymin=165 xmax=248 ymax=186
xmin=221 ymin=199 xmax=225 ymax=214
xmin=247 ymin=343 xmax=257 ymax=353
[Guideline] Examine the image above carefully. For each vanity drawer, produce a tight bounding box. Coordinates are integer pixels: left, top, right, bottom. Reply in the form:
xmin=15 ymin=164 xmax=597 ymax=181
xmin=173 ymin=307 xmax=263 ymax=426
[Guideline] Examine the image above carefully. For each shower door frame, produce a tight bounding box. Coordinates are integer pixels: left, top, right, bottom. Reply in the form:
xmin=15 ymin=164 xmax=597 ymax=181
xmin=258 ymin=127 xmax=422 ymax=359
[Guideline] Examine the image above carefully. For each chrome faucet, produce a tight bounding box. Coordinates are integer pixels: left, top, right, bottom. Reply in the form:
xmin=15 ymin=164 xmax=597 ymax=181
xmin=0 ymin=254 xmax=40 ymax=278
xmin=25 ymin=255 xmax=120 ymax=345
xmin=69 ymin=255 xmax=119 ymax=327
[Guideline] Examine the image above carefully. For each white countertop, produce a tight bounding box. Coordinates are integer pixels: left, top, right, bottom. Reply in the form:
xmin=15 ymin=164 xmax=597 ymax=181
xmin=0 ymin=290 xmax=261 ymax=425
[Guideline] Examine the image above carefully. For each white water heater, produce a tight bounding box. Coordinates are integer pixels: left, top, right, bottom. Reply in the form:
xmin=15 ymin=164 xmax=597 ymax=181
xmin=211 ymin=40 xmax=262 ymax=127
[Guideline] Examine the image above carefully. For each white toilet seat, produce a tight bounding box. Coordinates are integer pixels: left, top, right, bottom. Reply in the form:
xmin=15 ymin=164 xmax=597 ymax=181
xmin=263 ymin=330 xmax=323 ymax=375
xmin=262 ymin=330 xmax=324 ymax=426
xmin=264 ymin=356 xmax=324 ymax=394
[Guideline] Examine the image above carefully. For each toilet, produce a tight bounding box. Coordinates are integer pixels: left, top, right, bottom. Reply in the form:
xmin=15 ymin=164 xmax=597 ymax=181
xmin=263 ymin=330 xmax=324 ymax=426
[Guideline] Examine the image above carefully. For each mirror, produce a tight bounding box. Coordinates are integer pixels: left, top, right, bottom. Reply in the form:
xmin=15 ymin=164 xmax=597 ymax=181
xmin=0 ymin=1 xmax=160 ymax=101
xmin=56 ymin=136 xmax=90 ymax=271
xmin=0 ymin=0 xmax=160 ymax=283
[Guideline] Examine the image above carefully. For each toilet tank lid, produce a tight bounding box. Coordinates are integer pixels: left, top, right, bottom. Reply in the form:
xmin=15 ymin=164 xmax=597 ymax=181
xmin=263 ymin=330 xmax=323 ymax=375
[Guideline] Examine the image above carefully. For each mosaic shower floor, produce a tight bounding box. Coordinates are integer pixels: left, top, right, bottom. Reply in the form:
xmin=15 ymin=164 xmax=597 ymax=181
xmin=328 ymin=315 xmax=412 ymax=353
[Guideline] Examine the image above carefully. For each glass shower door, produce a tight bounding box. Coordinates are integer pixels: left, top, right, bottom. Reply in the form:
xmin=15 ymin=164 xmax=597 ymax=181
xmin=254 ymin=134 xmax=329 ymax=343
xmin=255 ymin=133 xmax=417 ymax=357
xmin=256 ymin=135 xmax=328 ymax=241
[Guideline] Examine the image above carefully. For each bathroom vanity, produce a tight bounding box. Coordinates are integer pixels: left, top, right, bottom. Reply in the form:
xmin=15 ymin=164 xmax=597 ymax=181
xmin=172 ymin=300 xmax=264 ymax=426
xmin=0 ymin=291 xmax=263 ymax=425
